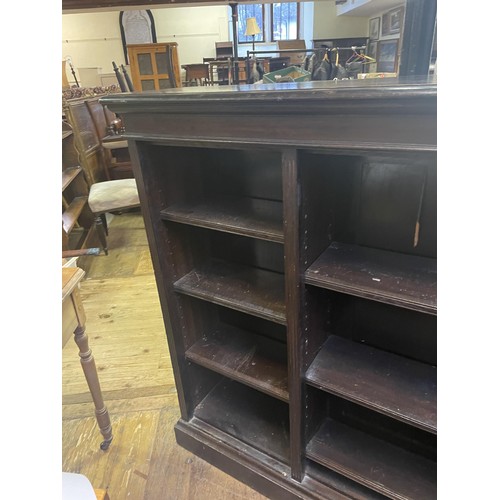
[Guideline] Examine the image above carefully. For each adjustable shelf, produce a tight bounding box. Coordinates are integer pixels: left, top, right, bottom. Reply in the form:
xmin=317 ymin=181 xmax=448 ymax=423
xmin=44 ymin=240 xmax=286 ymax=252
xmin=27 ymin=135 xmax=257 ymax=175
xmin=306 ymin=335 xmax=436 ymax=433
xmin=173 ymin=260 xmax=286 ymax=325
xmin=161 ymin=196 xmax=284 ymax=243
xmin=186 ymin=322 xmax=288 ymax=401
xmin=306 ymin=418 xmax=436 ymax=500
xmin=305 ymin=242 xmax=437 ymax=315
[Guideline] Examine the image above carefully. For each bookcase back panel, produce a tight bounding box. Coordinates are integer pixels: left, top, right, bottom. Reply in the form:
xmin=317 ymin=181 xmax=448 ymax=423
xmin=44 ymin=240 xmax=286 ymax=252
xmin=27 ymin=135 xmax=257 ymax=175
xmin=208 ymin=230 xmax=284 ymax=274
xmin=299 ymin=151 xmax=437 ymax=258
xmin=308 ymin=287 xmax=437 ymax=365
xmin=219 ymin=307 xmax=287 ymax=345
xmin=326 ymin=394 xmax=437 ymax=459
xmin=205 ymin=149 xmax=283 ymax=202
xmin=139 ymin=144 xmax=283 ymax=204
xmin=163 ymin=224 xmax=284 ymax=276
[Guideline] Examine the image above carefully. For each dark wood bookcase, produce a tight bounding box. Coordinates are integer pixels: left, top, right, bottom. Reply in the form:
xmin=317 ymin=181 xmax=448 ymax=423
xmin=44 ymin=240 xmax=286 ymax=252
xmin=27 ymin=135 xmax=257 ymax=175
xmin=102 ymin=79 xmax=437 ymax=500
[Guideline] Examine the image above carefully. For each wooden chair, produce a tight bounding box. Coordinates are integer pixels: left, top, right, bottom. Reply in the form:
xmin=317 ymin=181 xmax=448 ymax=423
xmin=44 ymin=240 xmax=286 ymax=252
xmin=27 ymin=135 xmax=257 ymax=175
xmin=85 ymin=98 xmax=133 ymax=180
xmin=63 ymin=96 xmax=140 ymax=255
xmin=165 ymin=44 xmax=179 ymax=88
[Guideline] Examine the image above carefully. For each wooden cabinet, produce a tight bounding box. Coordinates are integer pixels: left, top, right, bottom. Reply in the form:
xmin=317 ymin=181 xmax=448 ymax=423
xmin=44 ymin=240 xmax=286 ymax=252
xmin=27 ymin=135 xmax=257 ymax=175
xmin=102 ymin=79 xmax=437 ymax=500
xmin=127 ymin=43 xmax=181 ymax=91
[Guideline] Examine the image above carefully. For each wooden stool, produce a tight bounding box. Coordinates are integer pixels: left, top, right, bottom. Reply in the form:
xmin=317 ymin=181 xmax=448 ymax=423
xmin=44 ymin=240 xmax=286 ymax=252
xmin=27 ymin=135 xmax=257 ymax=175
xmin=62 ymin=267 xmax=113 ymax=450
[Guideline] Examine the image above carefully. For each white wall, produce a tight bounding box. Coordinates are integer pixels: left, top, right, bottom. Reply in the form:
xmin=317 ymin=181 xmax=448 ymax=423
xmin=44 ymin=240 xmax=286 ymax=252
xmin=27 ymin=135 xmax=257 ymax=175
xmin=62 ymin=6 xmax=230 ymax=83
xmin=336 ymin=0 xmax=372 ymax=16
xmin=62 ymin=11 xmax=125 ymax=78
xmin=313 ymin=3 xmax=369 ymax=39
xmin=62 ymin=2 xmax=371 ymax=84
xmin=152 ymin=6 xmax=229 ymax=62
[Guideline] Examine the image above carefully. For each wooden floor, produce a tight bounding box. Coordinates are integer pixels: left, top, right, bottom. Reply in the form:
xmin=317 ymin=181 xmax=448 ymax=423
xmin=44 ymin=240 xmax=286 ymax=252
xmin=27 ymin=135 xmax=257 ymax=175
xmin=62 ymin=211 xmax=268 ymax=499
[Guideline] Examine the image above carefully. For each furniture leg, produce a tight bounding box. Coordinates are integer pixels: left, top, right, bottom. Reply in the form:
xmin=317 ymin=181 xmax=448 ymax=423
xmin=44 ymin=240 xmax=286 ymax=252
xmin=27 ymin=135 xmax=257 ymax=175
xmin=100 ymin=213 xmax=109 ymax=236
xmin=73 ymin=322 xmax=113 ymax=450
xmin=95 ymin=215 xmax=108 ymax=255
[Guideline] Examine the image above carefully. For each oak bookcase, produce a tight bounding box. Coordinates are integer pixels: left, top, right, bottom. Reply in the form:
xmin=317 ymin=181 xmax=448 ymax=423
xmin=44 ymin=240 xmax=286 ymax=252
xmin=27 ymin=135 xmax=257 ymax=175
xmin=102 ymin=79 xmax=437 ymax=500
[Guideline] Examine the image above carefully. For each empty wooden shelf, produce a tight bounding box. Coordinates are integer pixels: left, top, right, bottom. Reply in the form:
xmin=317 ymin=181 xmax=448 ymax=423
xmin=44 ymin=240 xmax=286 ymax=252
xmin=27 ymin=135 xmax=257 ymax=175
xmin=305 ymin=242 xmax=436 ymax=314
xmin=306 ymin=418 xmax=436 ymax=500
xmin=186 ymin=323 xmax=288 ymax=401
xmin=161 ymin=196 xmax=284 ymax=242
xmin=102 ymin=78 xmax=437 ymax=499
xmin=192 ymin=380 xmax=290 ymax=463
xmin=173 ymin=260 xmax=286 ymax=325
xmin=305 ymin=335 xmax=436 ymax=433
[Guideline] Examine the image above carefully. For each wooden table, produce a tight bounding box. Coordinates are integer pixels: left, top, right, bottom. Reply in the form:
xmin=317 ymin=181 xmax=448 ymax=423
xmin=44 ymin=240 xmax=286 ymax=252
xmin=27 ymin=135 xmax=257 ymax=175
xmin=62 ymin=267 xmax=113 ymax=450
xmin=181 ymin=63 xmax=210 ymax=86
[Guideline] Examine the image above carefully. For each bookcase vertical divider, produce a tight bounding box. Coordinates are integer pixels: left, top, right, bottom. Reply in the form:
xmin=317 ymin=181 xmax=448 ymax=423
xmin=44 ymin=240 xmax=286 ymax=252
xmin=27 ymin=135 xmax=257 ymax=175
xmin=282 ymin=148 xmax=303 ymax=480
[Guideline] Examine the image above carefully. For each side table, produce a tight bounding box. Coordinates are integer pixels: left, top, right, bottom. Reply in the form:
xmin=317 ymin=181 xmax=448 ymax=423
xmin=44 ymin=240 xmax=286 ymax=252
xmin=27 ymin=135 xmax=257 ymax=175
xmin=62 ymin=266 xmax=113 ymax=450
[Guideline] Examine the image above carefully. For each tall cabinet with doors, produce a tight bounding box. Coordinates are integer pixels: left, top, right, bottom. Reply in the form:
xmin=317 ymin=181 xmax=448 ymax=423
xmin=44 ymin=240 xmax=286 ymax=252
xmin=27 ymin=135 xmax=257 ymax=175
xmin=103 ymin=79 xmax=437 ymax=500
xmin=127 ymin=43 xmax=181 ymax=90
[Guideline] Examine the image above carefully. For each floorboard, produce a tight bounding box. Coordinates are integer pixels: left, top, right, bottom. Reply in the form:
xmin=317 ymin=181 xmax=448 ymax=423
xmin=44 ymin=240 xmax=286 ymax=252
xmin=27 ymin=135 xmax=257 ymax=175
xmin=62 ymin=212 xmax=267 ymax=499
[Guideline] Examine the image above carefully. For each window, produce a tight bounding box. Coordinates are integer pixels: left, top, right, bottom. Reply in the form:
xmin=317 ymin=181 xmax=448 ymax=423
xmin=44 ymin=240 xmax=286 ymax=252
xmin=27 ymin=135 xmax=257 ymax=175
xmin=238 ymin=4 xmax=265 ymax=44
xmin=271 ymin=3 xmax=299 ymax=41
xmin=237 ymin=3 xmax=300 ymax=44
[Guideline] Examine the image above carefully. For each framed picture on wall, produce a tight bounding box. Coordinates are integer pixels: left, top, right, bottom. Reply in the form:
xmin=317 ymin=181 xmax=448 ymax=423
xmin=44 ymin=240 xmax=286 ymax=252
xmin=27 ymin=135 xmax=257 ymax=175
xmin=382 ymin=7 xmax=404 ymax=36
xmin=367 ymin=41 xmax=377 ymax=62
xmin=377 ymin=39 xmax=399 ymax=73
xmin=369 ymin=17 xmax=380 ymax=41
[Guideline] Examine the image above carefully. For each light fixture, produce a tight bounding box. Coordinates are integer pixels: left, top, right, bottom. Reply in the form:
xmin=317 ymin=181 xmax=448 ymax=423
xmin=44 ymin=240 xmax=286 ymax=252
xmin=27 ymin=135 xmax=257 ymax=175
xmin=244 ymin=17 xmax=261 ymax=53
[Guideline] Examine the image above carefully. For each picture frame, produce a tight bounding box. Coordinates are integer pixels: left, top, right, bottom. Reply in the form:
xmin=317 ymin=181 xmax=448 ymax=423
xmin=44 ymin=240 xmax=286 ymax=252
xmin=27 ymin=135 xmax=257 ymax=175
xmin=369 ymin=17 xmax=380 ymax=41
xmin=377 ymin=39 xmax=399 ymax=73
xmin=381 ymin=7 xmax=404 ymax=36
xmin=367 ymin=41 xmax=378 ymax=68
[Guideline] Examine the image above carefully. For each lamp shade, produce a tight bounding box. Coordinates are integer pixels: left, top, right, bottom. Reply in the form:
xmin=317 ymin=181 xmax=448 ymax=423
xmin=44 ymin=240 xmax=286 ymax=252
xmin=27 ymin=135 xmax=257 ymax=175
xmin=244 ymin=17 xmax=261 ymax=36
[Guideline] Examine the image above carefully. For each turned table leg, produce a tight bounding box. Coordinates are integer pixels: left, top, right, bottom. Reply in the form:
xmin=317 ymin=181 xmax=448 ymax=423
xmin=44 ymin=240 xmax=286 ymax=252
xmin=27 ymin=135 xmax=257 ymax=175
xmin=71 ymin=286 xmax=113 ymax=450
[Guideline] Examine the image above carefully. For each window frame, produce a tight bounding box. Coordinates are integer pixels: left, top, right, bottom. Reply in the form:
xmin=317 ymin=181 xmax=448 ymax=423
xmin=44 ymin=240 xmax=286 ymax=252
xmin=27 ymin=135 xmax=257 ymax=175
xmin=237 ymin=4 xmax=266 ymax=45
xmin=270 ymin=3 xmax=300 ymax=43
xmin=235 ymin=3 xmax=301 ymax=45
